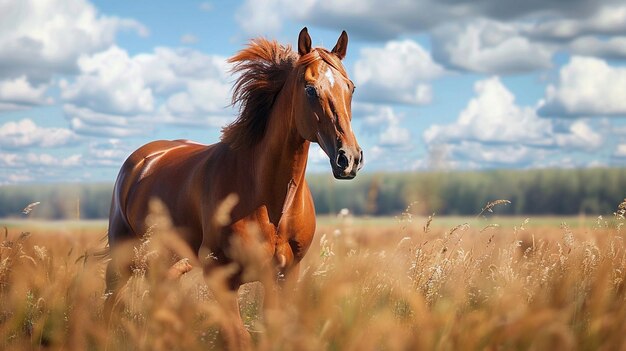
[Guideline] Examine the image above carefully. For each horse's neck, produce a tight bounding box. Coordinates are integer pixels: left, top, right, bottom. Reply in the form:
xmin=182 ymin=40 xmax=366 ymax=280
xmin=253 ymin=82 xmax=309 ymax=224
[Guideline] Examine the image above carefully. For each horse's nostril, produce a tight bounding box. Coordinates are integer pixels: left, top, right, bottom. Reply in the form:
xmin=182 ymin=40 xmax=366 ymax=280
xmin=358 ymin=150 xmax=363 ymax=164
xmin=336 ymin=152 xmax=349 ymax=170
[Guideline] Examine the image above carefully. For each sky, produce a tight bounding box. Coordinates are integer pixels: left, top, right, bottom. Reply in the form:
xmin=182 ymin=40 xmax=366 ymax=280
xmin=1 ymin=0 xmax=626 ymax=184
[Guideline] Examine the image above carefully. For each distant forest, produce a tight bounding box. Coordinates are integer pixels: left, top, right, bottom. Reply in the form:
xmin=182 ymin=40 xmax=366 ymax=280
xmin=1 ymin=168 xmax=625 ymax=219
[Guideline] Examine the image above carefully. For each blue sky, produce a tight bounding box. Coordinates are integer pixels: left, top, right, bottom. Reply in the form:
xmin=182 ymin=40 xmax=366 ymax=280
xmin=1 ymin=0 xmax=626 ymax=184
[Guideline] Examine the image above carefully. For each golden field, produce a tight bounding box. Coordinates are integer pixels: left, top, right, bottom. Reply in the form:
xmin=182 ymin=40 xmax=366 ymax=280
xmin=1 ymin=202 xmax=626 ymax=350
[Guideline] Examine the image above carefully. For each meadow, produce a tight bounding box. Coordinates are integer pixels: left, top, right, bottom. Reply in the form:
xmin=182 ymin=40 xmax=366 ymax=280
xmin=1 ymin=200 xmax=626 ymax=350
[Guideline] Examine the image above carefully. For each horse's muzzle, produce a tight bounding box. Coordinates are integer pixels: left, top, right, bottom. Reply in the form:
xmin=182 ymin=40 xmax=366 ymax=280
xmin=332 ymin=147 xmax=363 ymax=179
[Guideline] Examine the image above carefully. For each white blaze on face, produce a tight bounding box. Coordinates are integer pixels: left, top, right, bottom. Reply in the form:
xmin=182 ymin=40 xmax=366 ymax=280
xmin=325 ymin=67 xmax=335 ymax=87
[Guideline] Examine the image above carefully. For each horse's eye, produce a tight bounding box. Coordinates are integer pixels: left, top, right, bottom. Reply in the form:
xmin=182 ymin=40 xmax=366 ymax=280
xmin=305 ymin=85 xmax=317 ymax=98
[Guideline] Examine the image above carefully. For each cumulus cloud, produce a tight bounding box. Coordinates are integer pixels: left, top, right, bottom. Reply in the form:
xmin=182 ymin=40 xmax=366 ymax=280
xmin=0 ymin=0 xmax=147 ymax=82
xmin=63 ymin=104 xmax=152 ymax=138
xmin=524 ymin=4 xmax=626 ymax=41
xmin=424 ymin=77 xmax=552 ymax=146
xmin=236 ymin=0 xmax=315 ymax=36
xmin=538 ymin=56 xmax=626 ymax=117
xmin=424 ymin=77 xmax=604 ymax=166
xmin=0 ymin=103 xmax=25 ymax=112
xmin=432 ymin=20 xmax=553 ymax=74
xmin=553 ymin=120 xmax=603 ymax=150
xmin=354 ymin=40 xmax=443 ymax=104
xmin=614 ymin=144 xmax=626 ymax=158
xmin=60 ymin=46 xmax=235 ymax=137
xmin=236 ymin=0 xmax=626 ymax=76
xmin=570 ymin=36 xmax=626 ymax=60
xmin=235 ymin=0 xmax=607 ymax=39
xmin=0 ymin=152 xmax=82 ymax=168
xmin=359 ymin=105 xmax=412 ymax=149
xmin=447 ymin=142 xmax=544 ymax=167
xmin=61 ymin=46 xmax=154 ymax=115
xmin=0 ymin=118 xmax=76 ymax=149
xmin=236 ymin=0 xmax=478 ymax=38
xmin=0 ymin=76 xmax=52 ymax=109
xmin=0 ymin=171 xmax=35 ymax=184
xmin=83 ymin=139 xmax=133 ymax=167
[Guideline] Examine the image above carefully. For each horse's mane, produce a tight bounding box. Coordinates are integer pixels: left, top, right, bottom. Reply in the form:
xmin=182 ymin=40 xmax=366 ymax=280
xmin=221 ymin=38 xmax=347 ymax=150
xmin=221 ymin=39 xmax=298 ymax=149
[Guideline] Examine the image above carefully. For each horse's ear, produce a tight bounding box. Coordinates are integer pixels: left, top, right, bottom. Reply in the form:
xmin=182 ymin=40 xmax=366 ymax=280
xmin=331 ymin=30 xmax=348 ymax=60
xmin=298 ymin=27 xmax=312 ymax=56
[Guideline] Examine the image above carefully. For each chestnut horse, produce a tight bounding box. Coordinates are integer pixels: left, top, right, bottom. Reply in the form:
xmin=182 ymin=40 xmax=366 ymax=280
xmin=105 ymin=27 xmax=362 ymax=348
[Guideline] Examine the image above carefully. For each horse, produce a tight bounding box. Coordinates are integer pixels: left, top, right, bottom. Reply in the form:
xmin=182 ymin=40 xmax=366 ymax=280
xmin=105 ymin=27 xmax=362 ymax=349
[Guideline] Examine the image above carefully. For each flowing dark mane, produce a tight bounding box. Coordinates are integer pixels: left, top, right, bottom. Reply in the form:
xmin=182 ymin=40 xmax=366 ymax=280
xmin=221 ymin=39 xmax=298 ymax=149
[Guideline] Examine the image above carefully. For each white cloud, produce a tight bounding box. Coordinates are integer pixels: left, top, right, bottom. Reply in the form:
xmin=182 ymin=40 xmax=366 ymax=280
xmin=354 ymin=40 xmax=443 ymax=105
xmin=61 ymin=46 xmax=155 ymax=115
xmin=136 ymin=47 xmax=230 ymax=92
xmin=0 ymin=76 xmax=52 ymax=108
xmin=447 ymin=141 xmax=544 ymax=167
xmin=0 ymin=172 xmax=35 ymax=184
xmin=63 ymin=104 xmax=151 ymax=138
xmin=379 ymin=123 xmax=411 ymax=147
xmin=60 ymin=46 xmax=235 ymax=137
xmin=424 ymin=77 xmax=552 ymax=146
xmin=423 ymin=77 xmax=604 ymax=166
xmin=238 ymin=0 xmax=601 ymax=38
xmin=570 ymin=36 xmax=626 ymax=59
xmin=432 ymin=20 xmax=553 ymax=74
xmin=0 ymin=102 xmax=25 ymax=112
xmin=235 ymin=0 xmax=611 ymax=40
xmin=161 ymin=79 xmax=231 ymax=118
xmin=0 ymin=152 xmax=82 ymax=168
xmin=235 ymin=1 xmax=626 ymax=76
xmin=236 ymin=0 xmax=315 ymax=35
xmin=525 ymin=4 xmax=626 ymax=41
xmin=0 ymin=118 xmax=76 ymax=149
xmin=0 ymin=0 xmax=147 ymax=82
xmin=307 ymin=143 xmax=330 ymax=166
xmin=84 ymin=139 xmax=132 ymax=167
xmin=538 ymin=56 xmax=626 ymax=117
xmin=360 ymin=105 xmax=412 ymax=148
xmin=553 ymin=120 xmax=603 ymax=150
xmin=614 ymin=144 xmax=626 ymax=158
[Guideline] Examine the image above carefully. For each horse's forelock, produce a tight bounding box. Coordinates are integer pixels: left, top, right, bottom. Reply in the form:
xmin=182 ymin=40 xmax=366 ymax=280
xmin=297 ymin=48 xmax=347 ymax=79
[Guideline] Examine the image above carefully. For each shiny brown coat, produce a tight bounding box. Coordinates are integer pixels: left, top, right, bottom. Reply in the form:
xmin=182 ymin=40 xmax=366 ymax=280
xmin=105 ymin=28 xmax=362 ymax=348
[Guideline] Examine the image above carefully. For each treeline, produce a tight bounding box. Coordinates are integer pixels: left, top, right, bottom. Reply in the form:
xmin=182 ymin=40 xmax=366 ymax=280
xmin=1 ymin=168 xmax=625 ymax=219
xmin=0 ymin=183 xmax=112 ymax=220
xmin=309 ymin=168 xmax=626 ymax=216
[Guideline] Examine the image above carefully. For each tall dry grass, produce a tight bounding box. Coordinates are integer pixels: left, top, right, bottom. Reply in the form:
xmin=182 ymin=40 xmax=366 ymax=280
xmin=1 ymin=199 xmax=626 ymax=350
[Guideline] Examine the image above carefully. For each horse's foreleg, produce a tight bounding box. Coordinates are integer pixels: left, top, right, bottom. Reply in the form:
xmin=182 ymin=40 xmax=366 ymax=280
xmin=103 ymin=257 xmax=131 ymax=323
xmin=281 ymin=262 xmax=300 ymax=295
xmin=262 ymin=261 xmax=300 ymax=326
xmin=219 ymin=289 xmax=252 ymax=351
xmin=202 ymin=261 xmax=252 ymax=350
xmin=103 ymin=238 xmax=136 ymax=324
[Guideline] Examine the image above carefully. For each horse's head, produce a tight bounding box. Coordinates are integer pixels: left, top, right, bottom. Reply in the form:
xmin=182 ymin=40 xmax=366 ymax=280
xmin=294 ymin=27 xmax=363 ymax=179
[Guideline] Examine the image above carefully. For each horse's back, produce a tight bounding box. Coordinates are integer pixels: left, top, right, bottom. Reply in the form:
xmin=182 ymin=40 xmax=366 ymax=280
xmin=108 ymin=139 xmax=211 ymax=245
